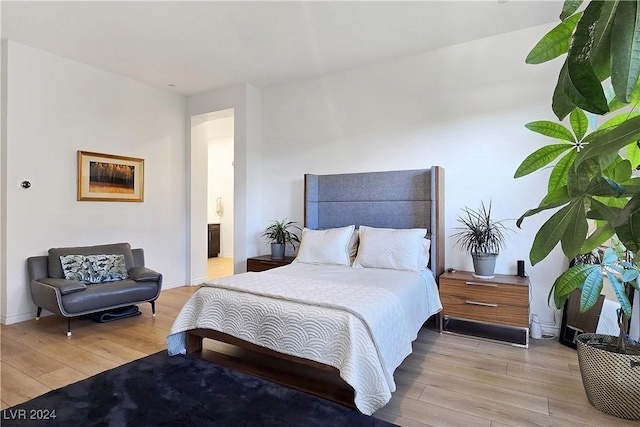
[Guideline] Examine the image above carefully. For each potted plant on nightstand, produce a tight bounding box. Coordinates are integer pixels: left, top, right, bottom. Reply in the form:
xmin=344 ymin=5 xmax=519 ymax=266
xmin=452 ymin=201 xmax=511 ymax=279
xmin=262 ymin=218 xmax=301 ymax=260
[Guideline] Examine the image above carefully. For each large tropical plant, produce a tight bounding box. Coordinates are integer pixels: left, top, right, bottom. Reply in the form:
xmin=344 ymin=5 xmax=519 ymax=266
xmin=514 ymin=0 xmax=640 ymax=332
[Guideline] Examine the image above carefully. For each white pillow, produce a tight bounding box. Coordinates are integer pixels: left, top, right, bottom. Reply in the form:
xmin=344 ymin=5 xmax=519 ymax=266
xmin=420 ymin=238 xmax=431 ymax=269
xmin=293 ymin=225 xmax=356 ymax=266
xmin=353 ymin=226 xmax=427 ymax=272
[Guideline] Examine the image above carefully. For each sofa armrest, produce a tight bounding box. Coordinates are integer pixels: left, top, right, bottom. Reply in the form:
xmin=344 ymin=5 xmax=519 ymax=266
xmin=35 ymin=278 xmax=87 ymax=295
xmin=128 ymin=266 xmax=161 ymax=282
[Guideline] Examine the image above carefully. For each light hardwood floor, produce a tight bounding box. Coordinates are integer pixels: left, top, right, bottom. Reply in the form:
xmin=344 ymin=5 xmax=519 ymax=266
xmin=1 ymin=284 xmax=636 ymax=426
xmin=207 ymin=256 xmax=234 ymax=279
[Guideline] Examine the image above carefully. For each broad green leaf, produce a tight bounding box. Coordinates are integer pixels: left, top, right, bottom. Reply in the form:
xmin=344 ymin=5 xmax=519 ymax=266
xmin=602 ymin=157 xmax=633 ymax=183
xmin=542 ymin=185 xmax=571 ymax=206
xmin=611 ymin=0 xmax=640 ymax=102
xmin=589 ymin=0 xmax=619 ymax=81
xmin=602 ymin=247 xmax=619 ymax=264
xmin=550 ymin=263 xmax=597 ymax=308
xmin=553 ymin=63 xmax=578 ymax=120
xmin=585 ymin=174 xmax=628 ymax=198
xmin=561 ymin=1 xmax=583 ymax=20
xmin=600 ymin=111 xmax=640 ymax=130
xmin=614 ymin=195 xmax=640 ymax=252
xmin=566 ymin=1 xmax=611 ymax=114
xmin=588 ymin=198 xmax=623 ymax=222
xmin=626 ymin=139 xmax=640 ymax=169
xmin=549 ymin=150 xmax=577 ymax=193
xmin=526 ymin=13 xmax=583 ymax=64
xmin=608 ymin=81 xmax=640 ymax=111
xmin=568 ymin=158 xmax=599 ymax=196
xmin=530 ymin=200 xmax=585 ymax=265
xmin=570 ymin=109 xmax=589 ymax=141
xmin=514 ymin=143 xmax=572 ymax=178
xmin=581 ymin=223 xmax=615 ymax=252
xmin=517 ymin=198 xmax=571 ymax=228
xmin=524 ymin=121 xmax=576 ymax=141
xmin=605 ymin=271 xmax=633 ymax=317
xmin=579 ymin=267 xmax=605 ymax=312
xmin=575 ymin=115 xmax=640 ymax=166
xmin=622 ymin=269 xmax=639 ymax=282
xmin=561 ymin=200 xmax=588 ymax=260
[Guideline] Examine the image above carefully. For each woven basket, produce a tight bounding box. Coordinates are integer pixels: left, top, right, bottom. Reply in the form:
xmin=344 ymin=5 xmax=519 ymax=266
xmin=576 ymin=333 xmax=640 ymax=420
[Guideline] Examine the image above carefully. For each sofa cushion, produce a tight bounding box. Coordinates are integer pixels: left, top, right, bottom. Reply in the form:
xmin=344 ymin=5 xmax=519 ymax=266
xmin=60 ymin=254 xmax=95 ymax=283
xmin=48 ymin=243 xmax=135 ymax=279
xmin=61 ymin=279 xmax=159 ymax=314
xmin=87 ymin=254 xmax=129 ymax=282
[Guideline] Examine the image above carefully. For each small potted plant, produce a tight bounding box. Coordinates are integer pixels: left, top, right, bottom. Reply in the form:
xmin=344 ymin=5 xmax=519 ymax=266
xmin=262 ymin=218 xmax=301 ymax=260
xmin=452 ymin=201 xmax=511 ymax=278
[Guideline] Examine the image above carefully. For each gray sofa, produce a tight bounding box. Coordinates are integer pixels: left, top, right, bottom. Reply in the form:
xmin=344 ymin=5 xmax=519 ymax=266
xmin=27 ymin=242 xmax=163 ymax=336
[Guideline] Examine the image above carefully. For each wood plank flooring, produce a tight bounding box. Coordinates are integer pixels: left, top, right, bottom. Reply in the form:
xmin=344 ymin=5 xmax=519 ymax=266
xmin=1 ymin=284 xmax=636 ymax=426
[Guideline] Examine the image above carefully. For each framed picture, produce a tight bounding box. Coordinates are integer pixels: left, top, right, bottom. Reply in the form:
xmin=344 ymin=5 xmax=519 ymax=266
xmin=77 ymin=151 xmax=144 ymax=202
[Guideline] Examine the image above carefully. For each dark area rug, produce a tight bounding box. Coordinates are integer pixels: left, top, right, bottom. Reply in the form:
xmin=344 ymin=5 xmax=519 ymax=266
xmin=1 ymin=351 xmax=396 ymax=427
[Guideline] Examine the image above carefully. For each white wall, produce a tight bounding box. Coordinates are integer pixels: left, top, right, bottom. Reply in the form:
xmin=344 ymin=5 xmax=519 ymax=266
xmin=1 ymin=41 xmax=187 ymax=324
xmin=259 ymin=24 xmax=567 ymax=332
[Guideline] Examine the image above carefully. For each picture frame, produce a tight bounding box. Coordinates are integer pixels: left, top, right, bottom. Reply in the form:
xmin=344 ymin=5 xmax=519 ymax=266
xmin=77 ymin=151 xmax=144 ymax=202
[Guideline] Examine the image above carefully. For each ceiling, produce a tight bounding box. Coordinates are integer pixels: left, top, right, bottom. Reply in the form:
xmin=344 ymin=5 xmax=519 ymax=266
xmin=1 ymin=1 xmax=563 ymax=96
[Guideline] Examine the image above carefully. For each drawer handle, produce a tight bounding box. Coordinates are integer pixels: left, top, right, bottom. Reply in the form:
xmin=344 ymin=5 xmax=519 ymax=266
xmin=465 ymin=281 xmax=498 ymax=287
xmin=466 ymin=300 xmax=498 ymax=307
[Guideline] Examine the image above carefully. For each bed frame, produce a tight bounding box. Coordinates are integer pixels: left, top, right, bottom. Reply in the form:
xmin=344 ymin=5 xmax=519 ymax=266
xmin=186 ymin=166 xmax=445 ymax=408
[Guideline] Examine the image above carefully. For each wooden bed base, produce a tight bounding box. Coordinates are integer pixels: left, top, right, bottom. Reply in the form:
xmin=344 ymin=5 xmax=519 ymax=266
xmin=185 ymin=328 xmax=356 ymax=409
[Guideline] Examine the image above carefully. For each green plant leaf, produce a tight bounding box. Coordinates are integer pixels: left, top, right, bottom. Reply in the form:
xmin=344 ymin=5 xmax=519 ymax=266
xmin=578 ymin=267 xmax=605 ymax=312
xmin=530 ymin=200 xmax=584 ymax=265
xmin=581 ymin=223 xmax=615 ymax=252
xmin=613 ymin=195 xmax=640 ymax=252
xmin=524 ymin=121 xmax=576 ymax=141
xmin=526 ymin=12 xmax=583 ymax=64
xmin=611 ymin=0 xmax=640 ymax=102
xmin=600 ymin=111 xmax=640 ymax=130
xmin=549 ymin=150 xmax=577 ymax=193
xmin=517 ymin=198 xmax=571 ymax=228
xmin=565 ymin=1 xmax=611 ymax=114
xmin=568 ymin=158 xmax=599 ymax=196
xmin=514 ymin=143 xmax=572 ymax=178
xmin=560 ymin=0 xmax=583 ymax=20
xmin=626 ymin=139 xmax=640 ymax=169
xmin=553 ymin=63 xmax=578 ymax=120
xmin=588 ymin=198 xmax=623 ymax=222
xmin=550 ymin=263 xmax=597 ymax=308
xmin=561 ymin=201 xmax=588 ymax=260
xmin=605 ymin=271 xmax=633 ymax=317
xmin=570 ymin=109 xmax=589 ymax=141
xmin=603 ymin=157 xmax=633 ymax=183
xmin=541 ymin=186 xmax=571 ymax=206
xmin=589 ymin=0 xmax=618 ymax=81
xmin=575 ymin=115 xmax=640 ymax=166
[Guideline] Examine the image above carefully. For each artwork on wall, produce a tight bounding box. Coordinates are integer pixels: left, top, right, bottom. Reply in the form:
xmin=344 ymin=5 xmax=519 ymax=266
xmin=77 ymin=151 xmax=144 ymax=202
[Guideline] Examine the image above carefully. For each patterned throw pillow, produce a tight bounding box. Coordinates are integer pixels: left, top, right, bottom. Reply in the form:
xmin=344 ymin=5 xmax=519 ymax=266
xmin=87 ymin=254 xmax=129 ymax=282
xmin=60 ymin=255 xmax=95 ymax=283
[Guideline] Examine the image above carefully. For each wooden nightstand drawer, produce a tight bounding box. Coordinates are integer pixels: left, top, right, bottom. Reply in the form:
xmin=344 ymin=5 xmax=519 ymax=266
xmin=246 ymin=255 xmax=295 ymax=272
xmin=440 ymin=294 xmax=529 ymax=328
xmin=440 ymin=276 xmax=528 ymax=307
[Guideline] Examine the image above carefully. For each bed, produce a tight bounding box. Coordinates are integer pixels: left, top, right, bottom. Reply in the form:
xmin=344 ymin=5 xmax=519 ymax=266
xmin=167 ymin=167 xmax=445 ymax=415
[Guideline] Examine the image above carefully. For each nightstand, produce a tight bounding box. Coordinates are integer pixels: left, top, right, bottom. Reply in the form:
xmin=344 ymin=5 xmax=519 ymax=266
xmin=246 ymin=255 xmax=295 ymax=272
xmin=439 ymin=270 xmax=530 ymax=348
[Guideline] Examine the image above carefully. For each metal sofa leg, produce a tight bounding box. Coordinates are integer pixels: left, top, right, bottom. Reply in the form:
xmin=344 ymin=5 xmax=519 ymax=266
xmin=67 ymin=318 xmax=72 ymax=337
xmin=150 ymin=301 xmax=156 ymax=317
xmin=36 ymin=307 xmax=42 ymax=320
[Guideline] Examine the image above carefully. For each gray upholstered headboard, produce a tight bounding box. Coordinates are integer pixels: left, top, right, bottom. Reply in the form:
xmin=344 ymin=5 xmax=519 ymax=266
xmin=304 ymin=167 xmax=445 ymax=279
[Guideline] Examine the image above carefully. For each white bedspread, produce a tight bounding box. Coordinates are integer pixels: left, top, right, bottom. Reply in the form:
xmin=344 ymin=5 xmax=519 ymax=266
xmin=167 ymin=263 xmax=441 ymax=415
